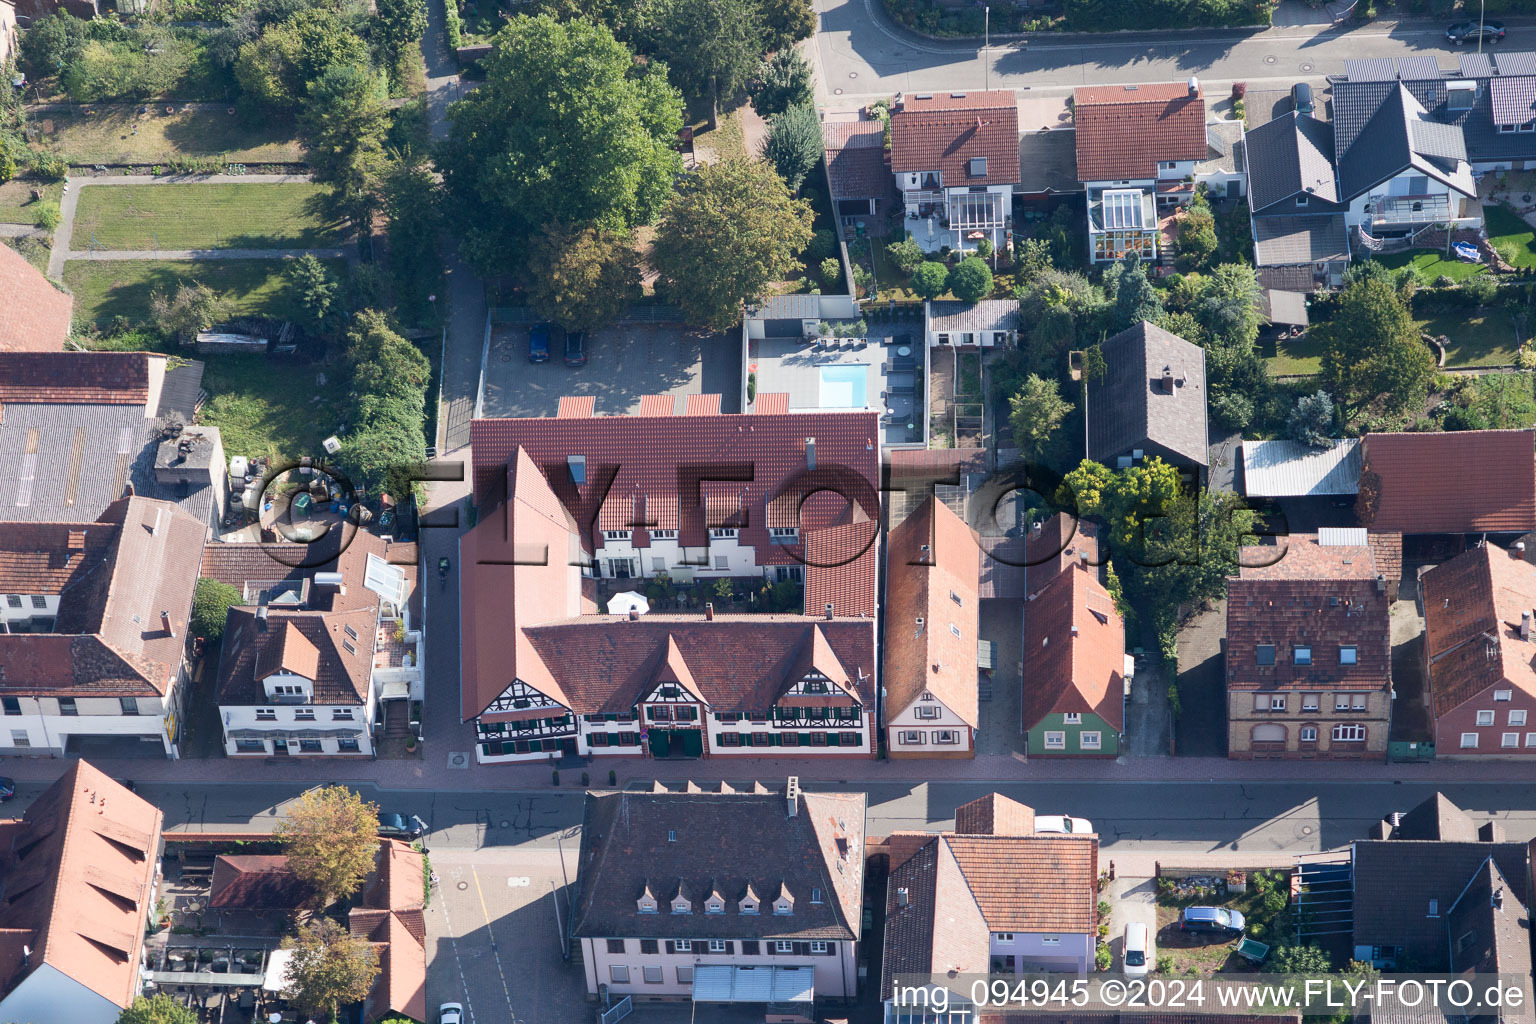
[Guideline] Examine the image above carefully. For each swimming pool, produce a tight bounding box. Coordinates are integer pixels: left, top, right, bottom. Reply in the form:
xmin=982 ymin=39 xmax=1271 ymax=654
xmin=819 ymin=365 xmax=869 ymax=409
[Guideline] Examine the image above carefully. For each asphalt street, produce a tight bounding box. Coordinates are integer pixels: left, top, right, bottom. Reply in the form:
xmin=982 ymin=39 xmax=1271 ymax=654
xmin=26 ymin=777 xmax=1536 ymax=857
xmin=811 ymin=3 xmax=1536 ymax=106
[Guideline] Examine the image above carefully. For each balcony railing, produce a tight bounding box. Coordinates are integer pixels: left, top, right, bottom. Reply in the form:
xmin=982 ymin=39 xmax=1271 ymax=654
xmin=1367 ymin=195 xmax=1450 ymax=226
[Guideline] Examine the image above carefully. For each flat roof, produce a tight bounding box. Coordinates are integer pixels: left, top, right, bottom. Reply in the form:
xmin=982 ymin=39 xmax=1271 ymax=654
xmin=1242 ymin=438 xmax=1362 ymax=497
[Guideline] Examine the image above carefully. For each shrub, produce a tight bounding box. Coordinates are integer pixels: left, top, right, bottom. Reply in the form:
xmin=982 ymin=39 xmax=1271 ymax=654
xmin=1155 ymin=954 xmax=1174 ymax=973
xmin=947 ymin=256 xmax=993 ymax=302
xmin=191 ymin=578 xmax=242 ymax=643
xmin=32 ymin=201 xmax=61 ymax=232
xmin=1434 ymin=274 xmax=1455 ymax=288
xmin=911 ymin=260 xmax=949 ymax=300
xmin=1460 ymin=272 xmax=1498 ymax=305
xmin=805 ymin=228 xmax=836 ymax=265
xmin=29 ymin=153 xmax=69 ymax=181
xmin=444 ymin=0 xmax=462 ymax=51
xmin=819 ymin=256 xmax=842 ymax=287
xmin=1094 ymin=943 xmax=1112 ymax=971
xmin=885 ymin=237 xmax=924 ymax=275
xmin=0 ymin=151 xmax=15 ymax=185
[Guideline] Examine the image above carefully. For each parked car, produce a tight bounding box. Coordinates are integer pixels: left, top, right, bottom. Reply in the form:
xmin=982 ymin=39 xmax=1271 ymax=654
xmin=1291 ymin=82 xmax=1314 ymax=115
xmin=1123 ymin=922 xmax=1150 ymax=977
xmin=0 ymin=777 xmax=15 ymax=802
xmin=564 ymin=329 xmax=587 ymax=367
xmin=439 ymin=1003 xmax=464 ymax=1024
xmin=1447 ymin=20 xmax=1504 ymax=44
xmin=529 ymin=324 xmax=551 ymax=363
xmin=1034 ymin=815 xmax=1093 ymax=835
xmin=377 ymin=811 xmax=428 ymax=840
xmin=1179 ymin=906 xmax=1245 ymax=936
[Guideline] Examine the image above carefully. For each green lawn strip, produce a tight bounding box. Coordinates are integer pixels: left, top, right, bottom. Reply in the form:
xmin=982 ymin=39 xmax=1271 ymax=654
xmin=199 ymin=353 xmax=347 ymax=463
xmin=1375 ymin=249 xmax=1486 ymax=282
xmin=1416 ymin=309 xmax=1519 ymax=367
xmin=29 ymin=107 xmax=302 ymax=166
xmin=63 ymin=257 xmax=343 ymax=327
xmin=0 ymin=179 xmax=64 ymax=224
xmin=1261 ymin=333 xmax=1325 ymax=377
xmin=72 ymin=184 xmax=344 ymax=251
xmin=1485 ymin=202 xmax=1536 ymax=269
xmin=872 ymin=241 xmax=920 ymax=301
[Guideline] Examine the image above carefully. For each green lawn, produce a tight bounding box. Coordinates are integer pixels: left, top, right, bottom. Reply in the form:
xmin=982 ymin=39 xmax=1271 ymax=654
xmin=0 ymin=179 xmax=64 ymax=225
xmin=63 ymin=258 xmax=344 ymax=327
xmin=1485 ymin=202 xmax=1536 ymax=269
xmin=29 ymin=106 xmax=302 ymax=166
xmin=1417 ymin=310 xmax=1519 ymax=367
xmin=72 ymin=184 xmax=344 ymax=251
xmin=199 ymin=354 xmax=346 ymax=462
xmin=1375 ymin=249 xmax=1487 ymax=282
xmin=1261 ymin=333 xmax=1326 ymax=376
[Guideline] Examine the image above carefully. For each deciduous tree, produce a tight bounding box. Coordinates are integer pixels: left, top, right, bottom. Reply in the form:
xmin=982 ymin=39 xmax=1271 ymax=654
xmin=284 ymin=917 xmax=381 ymax=1022
xmin=191 ymin=578 xmax=242 ymax=643
xmin=275 ymin=784 xmax=380 ymax=905
xmin=373 ymin=0 xmax=427 ymax=66
xmin=910 ymin=260 xmax=948 ymax=301
xmin=637 ymin=0 xmax=764 ymax=99
xmin=297 ymin=63 xmax=390 ymax=224
xmin=747 ymin=48 xmax=812 ymax=116
xmin=947 ymin=256 xmax=993 ymax=303
xmin=650 ymin=158 xmax=813 ymax=329
xmin=438 ymin=15 xmax=683 ymax=274
xmin=1009 ymin=374 xmax=1073 ymax=458
xmin=759 ymin=0 xmax=814 ymax=52
xmin=150 ymin=282 xmax=232 ymax=343
xmin=119 ymin=995 xmax=198 ymax=1024
xmin=1317 ymin=276 xmax=1436 ymax=425
xmin=522 ymin=222 xmax=642 ymax=333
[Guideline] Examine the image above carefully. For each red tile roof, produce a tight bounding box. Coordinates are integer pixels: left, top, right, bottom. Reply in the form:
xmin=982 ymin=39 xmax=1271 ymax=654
xmin=824 ymin=120 xmax=890 ymax=199
xmin=0 ymin=522 xmax=115 ymax=595
xmin=556 ymin=395 xmax=596 ymax=417
xmin=884 ymin=497 xmax=981 ymax=728
xmin=0 ymin=352 xmax=151 ymax=405
xmin=1359 ymin=430 xmax=1536 ymax=535
xmin=953 ymin=793 xmax=1034 ymax=836
xmin=1073 ymin=83 xmax=1208 ymax=181
xmin=1020 ymin=565 xmax=1125 ymax=732
xmin=1025 ymin=512 xmax=1101 ymax=597
xmin=684 ymin=393 xmax=721 ymax=415
xmin=0 ymin=244 xmax=71 ymax=353
xmin=890 ymin=91 xmax=1021 ymax=186
xmin=209 ymin=855 xmax=311 ymax=908
xmin=752 ymin=392 xmax=789 ymax=415
xmin=637 ymin=394 xmax=675 ymax=416
xmin=1421 ymin=543 xmax=1536 ymax=717
xmin=351 ymin=840 xmax=426 ymax=1024
xmin=805 ymin=519 xmax=879 ymax=618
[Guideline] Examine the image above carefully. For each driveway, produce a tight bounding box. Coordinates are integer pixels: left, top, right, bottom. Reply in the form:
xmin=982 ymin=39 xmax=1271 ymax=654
xmin=976 ymin=599 xmax=1023 ymax=756
xmin=1106 ymin=873 xmax=1160 ymax=975
xmin=480 ymin=323 xmax=741 ymax=418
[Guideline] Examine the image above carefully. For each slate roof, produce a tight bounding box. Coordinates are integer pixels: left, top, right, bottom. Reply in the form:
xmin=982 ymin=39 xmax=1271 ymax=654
xmin=0 ymin=352 xmax=152 ymax=405
xmin=1087 ymin=321 xmax=1209 ymax=468
xmin=0 ymin=496 xmax=204 ymax=697
xmin=1257 ymin=265 xmax=1322 ymax=292
xmin=823 ymin=120 xmax=889 ymax=200
xmin=1242 ymin=112 xmax=1340 ymax=213
xmin=884 ymin=497 xmax=980 ymax=728
xmin=0 ymin=243 xmax=71 ymax=353
xmin=1073 ymin=83 xmax=1208 ymax=181
xmin=1020 ymin=565 xmax=1125 ymax=732
xmin=573 ymin=788 xmax=866 ymax=941
xmin=1359 ymin=429 xmax=1536 ymax=535
xmin=1385 ymin=792 xmax=1481 ymax=842
xmin=0 ymin=763 xmax=161 ymax=1010
xmin=1421 ymin=543 xmax=1536 ymax=717
xmin=1335 ymin=84 xmax=1477 ymax=200
xmin=209 ymin=855 xmax=311 ymax=909
xmin=1227 ymin=534 xmax=1392 ymax=693
xmin=1253 ymin=215 xmax=1350 ymax=266
xmin=928 ymin=300 xmax=1018 ymax=335
xmin=1241 ymin=439 xmax=1362 ymax=498
xmin=890 ymin=91 xmax=1021 ymax=186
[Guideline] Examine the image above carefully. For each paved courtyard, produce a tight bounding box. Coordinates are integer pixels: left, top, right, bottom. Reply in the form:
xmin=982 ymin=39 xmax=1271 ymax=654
xmin=481 ymin=323 xmax=742 ymax=418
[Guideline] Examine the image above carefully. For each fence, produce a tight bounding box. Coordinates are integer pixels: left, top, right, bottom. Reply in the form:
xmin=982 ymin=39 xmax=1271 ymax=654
xmin=599 ymin=996 xmax=632 ymax=1023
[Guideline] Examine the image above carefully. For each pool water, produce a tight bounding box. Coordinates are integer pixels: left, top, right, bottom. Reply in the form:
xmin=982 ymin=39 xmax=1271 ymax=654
xmin=819 ymin=365 xmax=869 ymax=408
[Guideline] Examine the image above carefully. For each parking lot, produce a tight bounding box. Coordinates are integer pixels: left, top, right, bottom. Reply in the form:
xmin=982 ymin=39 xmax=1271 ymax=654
xmin=481 ymin=322 xmax=742 ymax=418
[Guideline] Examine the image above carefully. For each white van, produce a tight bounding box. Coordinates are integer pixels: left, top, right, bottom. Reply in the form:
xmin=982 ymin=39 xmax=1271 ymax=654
xmin=1123 ymin=921 xmax=1150 ymax=976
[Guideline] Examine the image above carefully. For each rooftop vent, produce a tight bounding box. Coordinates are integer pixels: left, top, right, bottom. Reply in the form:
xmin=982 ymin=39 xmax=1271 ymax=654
xmin=786 ymin=776 xmax=800 ymax=818
xmin=1447 ymin=80 xmax=1477 ymax=112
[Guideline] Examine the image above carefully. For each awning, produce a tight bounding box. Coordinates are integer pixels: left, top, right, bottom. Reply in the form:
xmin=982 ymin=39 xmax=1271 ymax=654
xmin=977 ymin=640 xmax=997 ymax=671
xmin=692 ymin=966 xmax=813 ymax=1005
xmin=262 ymin=949 xmax=294 ymax=993
xmin=379 ymin=679 xmax=411 ymax=700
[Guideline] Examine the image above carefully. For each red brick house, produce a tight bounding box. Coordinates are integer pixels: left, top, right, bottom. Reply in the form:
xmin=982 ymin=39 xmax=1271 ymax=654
xmin=1421 ymin=542 xmax=1536 ymax=757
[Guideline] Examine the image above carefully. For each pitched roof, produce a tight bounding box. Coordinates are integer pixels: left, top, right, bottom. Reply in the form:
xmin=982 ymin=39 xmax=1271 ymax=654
xmin=1073 ymin=83 xmax=1208 ymax=181
xmin=209 ymin=855 xmax=312 ymax=909
xmin=1025 ymin=512 xmax=1101 ymax=597
xmin=952 ymin=793 xmax=1034 ymax=836
xmin=1242 ymin=111 xmax=1340 ymax=212
xmin=0 ymin=243 xmax=71 ymax=353
xmin=1448 ymin=856 xmax=1532 ymax=979
xmin=1088 ymin=321 xmax=1209 ymax=467
xmin=0 ymin=762 xmax=161 ymax=1009
xmin=883 ymin=497 xmax=981 ymax=727
xmin=1421 ymin=543 xmax=1536 ymax=717
xmin=1387 ymin=792 xmax=1481 ymax=842
xmin=1241 ymin=439 xmax=1362 ymax=498
xmin=0 ymin=496 xmax=205 ymax=697
xmin=928 ymin=300 xmax=1018 ymax=335
xmin=1021 ymin=565 xmax=1125 ymax=731
xmin=1227 ymin=535 xmax=1391 ymax=693
xmin=0 ymin=521 xmax=116 ymax=596
xmin=1334 ymin=83 xmax=1476 ymax=200
xmin=1017 ymin=128 xmax=1084 ymax=195
xmin=0 ymin=352 xmax=153 ymax=405
xmin=573 ymin=788 xmax=866 ymax=941
xmin=215 ymin=605 xmax=377 ymax=706
xmin=351 ymin=840 xmax=426 ymax=1024
xmin=823 ymin=120 xmax=889 ymax=200
xmin=890 ymin=91 xmax=1021 ymax=186
xmin=1252 ymin=214 xmax=1350 ymax=266
xmin=1359 ymin=430 xmax=1536 ymax=535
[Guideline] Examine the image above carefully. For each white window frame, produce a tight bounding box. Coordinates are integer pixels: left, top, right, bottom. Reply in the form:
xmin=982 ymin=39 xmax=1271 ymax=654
xmin=1526 ymin=733 xmax=1536 ymax=747
xmin=935 ymin=729 xmax=959 ymax=744
xmin=950 ymin=623 xmax=962 ymax=638
xmin=774 ymin=941 xmax=794 ymax=954
xmin=1351 ymin=693 xmax=1366 ymax=711
xmin=1043 ymin=731 xmax=1066 ymax=750
xmin=643 ymin=966 xmax=663 ymax=984
xmin=1511 ymin=710 xmax=1527 ymax=727
xmin=610 ymin=966 xmax=629 ymax=983
xmin=709 ymin=939 xmax=727 ymax=953
xmin=915 ymin=706 xmax=940 ymax=720
xmin=713 ymin=556 xmax=729 ymax=570
xmin=1300 ymin=725 xmax=1318 ymax=742
xmin=1080 ymin=731 xmax=1102 ymax=750
xmin=1335 ymin=694 xmax=1350 ymax=712
xmin=1477 ymin=710 xmax=1495 ymax=726
xmin=1495 ymin=689 xmax=1513 ymax=701
xmin=1063 ymin=713 xmax=1082 ymax=725
xmin=1332 ymin=723 xmax=1366 ymax=742
xmin=1041 ymin=936 xmax=1061 ymax=946
xmin=1461 ymin=732 xmax=1479 ymax=749
xmin=810 ymin=940 xmax=829 ymax=953
xmin=1503 ymin=732 xmax=1520 ymax=748
xmin=1302 ymin=694 xmax=1320 ymax=711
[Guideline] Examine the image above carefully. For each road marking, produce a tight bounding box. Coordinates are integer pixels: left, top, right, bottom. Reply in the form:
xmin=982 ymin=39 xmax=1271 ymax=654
xmin=471 ymin=865 xmax=519 ymax=1021
xmin=508 ymin=876 xmax=530 ymax=887
xmin=436 ymin=869 xmax=478 ymax=1024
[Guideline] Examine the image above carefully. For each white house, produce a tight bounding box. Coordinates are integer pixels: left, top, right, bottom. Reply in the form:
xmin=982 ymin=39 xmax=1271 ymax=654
xmin=573 ymin=782 xmax=865 ymax=1013
xmin=924 ymin=300 xmax=1017 ymax=349
xmin=889 ymin=91 xmax=1020 ymax=255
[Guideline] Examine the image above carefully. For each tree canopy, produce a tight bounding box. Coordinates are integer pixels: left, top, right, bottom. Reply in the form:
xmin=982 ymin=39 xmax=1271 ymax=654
xmin=761 ymin=103 xmax=822 ymax=193
xmin=636 ymin=0 xmax=764 ymax=99
xmin=1106 ymin=255 xmax=1163 ymax=332
xmin=275 ymin=784 xmax=380 ymax=905
xmin=119 ymin=995 xmax=198 ymax=1024
xmin=297 ymin=63 xmax=390 ymax=224
xmin=1009 ymin=374 xmax=1074 ymax=459
xmin=910 ymin=261 xmax=949 ymax=301
xmin=522 ymin=222 xmax=642 ymax=333
xmin=947 ymin=257 xmax=994 ymax=303
xmin=748 ymin=48 xmax=812 ymax=116
xmin=339 ymin=310 xmax=430 ymax=497
xmin=650 ymin=158 xmax=813 ymax=329
xmin=284 ymin=917 xmax=381 ymax=1021
xmin=1317 ymin=276 xmax=1437 ymax=425
xmin=438 ymin=15 xmax=683 ymax=274
xmin=191 ymin=578 xmax=242 ymax=643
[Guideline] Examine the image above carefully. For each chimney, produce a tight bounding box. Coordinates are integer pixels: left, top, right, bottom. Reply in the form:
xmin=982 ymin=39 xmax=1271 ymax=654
xmin=1376 ymin=574 xmax=1387 ymax=595
xmin=67 ymin=530 xmax=85 ymax=551
xmin=824 ymin=602 xmax=834 ymax=620
xmin=919 ymin=543 xmax=932 ymax=563
xmin=1162 ymin=365 xmax=1175 ymax=392
xmin=255 ymin=604 xmax=269 ymax=634
xmin=1516 ymin=541 xmax=1527 ymax=559
xmin=160 ymin=610 xmax=174 ymax=637
xmin=151 ymin=508 xmax=162 ymax=536
xmin=1523 ymin=612 xmax=1531 ymax=641
xmin=805 ymin=437 xmax=817 ymax=471
xmin=1188 ymin=75 xmax=1199 ymax=97
xmin=1494 ymin=887 xmax=1505 ymax=909
xmin=786 ymin=776 xmax=800 ymax=818
xmin=704 ymin=602 xmax=714 ymax=621
xmin=897 ymin=887 xmax=909 ymax=908
xmin=1030 ymin=521 xmax=1042 ymax=537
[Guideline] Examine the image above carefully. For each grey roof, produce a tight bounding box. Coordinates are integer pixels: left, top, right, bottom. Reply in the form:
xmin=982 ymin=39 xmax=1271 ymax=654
xmin=1243 ymin=113 xmax=1340 ymax=213
xmin=1411 ymin=119 xmax=1467 ymax=161
xmin=928 ymin=300 xmax=1018 ymax=334
xmin=1460 ymin=52 xmax=1496 ymax=78
xmin=1087 ymin=321 xmax=1208 ymax=468
xmin=1253 ymin=214 xmax=1349 ymax=266
xmin=1394 ymin=56 xmax=1442 ymax=82
xmin=1344 ymin=57 xmax=1397 ymax=82
xmin=1198 ymin=120 xmax=1245 ymax=176
xmin=1490 ymin=75 xmax=1536 ymax=127
xmin=156 ymin=357 xmax=205 ymax=422
xmin=1017 ymin=129 xmax=1083 ymax=195
xmin=1496 ymin=51 xmax=1536 ymax=77
xmin=1264 ymin=289 xmax=1309 ymax=327
xmin=1257 ymin=265 xmax=1322 ymax=292
xmin=1241 ymin=439 xmax=1361 ymax=497
xmin=1335 ymin=83 xmax=1476 ymax=200
xmin=747 ymin=295 xmax=823 ymax=320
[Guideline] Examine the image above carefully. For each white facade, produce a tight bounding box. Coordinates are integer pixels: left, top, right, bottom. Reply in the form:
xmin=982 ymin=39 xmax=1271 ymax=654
xmin=0 ymin=961 xmax=127 ymax=1024
xmin=0 ymin=688 xmax=179 ymax=758
xmin=896 ymin=170 xmax=1013 ymax=255
xmin=0 ymin=592 xmax=60 ymax=628
xmin=580 ymin=936 xmax=858 ymax=1001
xmin=222 ymin=686 xmax=375 ymax=757
xmin=593 ymin=531 xmax=761 ymax=580
xmin=886 ymin=695 xmax=973 ymax=755
xmin=1345 ymin=170 xmax=1478 ymax=232
xmin=988 ymin=930 xmax=1095 ymax=973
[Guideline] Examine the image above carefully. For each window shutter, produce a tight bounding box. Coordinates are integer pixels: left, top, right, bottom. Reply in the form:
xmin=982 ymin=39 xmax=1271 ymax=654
xmin=664 ymin=940 xmax=675 ymax=954
xmin=725 ymin=941 xmax=734 ymax=954
xmin=796 ymin=941 xmax=809 ymax=956
xmin=766 ymin=942 xmax=776 ymax=956
xmin=715 ymin=734 xmax=722 ymax=745
xmin=825 ymin=943 xmax=837 ymax=956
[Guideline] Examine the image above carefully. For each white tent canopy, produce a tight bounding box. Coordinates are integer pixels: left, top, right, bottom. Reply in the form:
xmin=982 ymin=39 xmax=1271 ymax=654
xmin=606 ymin=590 xmax=650 ymax=616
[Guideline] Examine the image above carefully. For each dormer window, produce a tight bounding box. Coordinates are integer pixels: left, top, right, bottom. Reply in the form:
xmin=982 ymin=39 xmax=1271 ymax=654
xmin=774 ymin=901 xmax=792 ymax=915
xmin=638 ymin=896 xmax=658 ymax=914
xmin=740 ymin=899 xmax=759 ymax=915
xmin=672 ymin=898 xmax=691 ymax=914
xmin=707 ymin=900 xmax=724 ymax=914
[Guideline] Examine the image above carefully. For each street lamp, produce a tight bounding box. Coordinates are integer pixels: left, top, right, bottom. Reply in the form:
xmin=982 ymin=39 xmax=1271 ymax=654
xmin=1479 ymin=0 xmax=1487 ymax=55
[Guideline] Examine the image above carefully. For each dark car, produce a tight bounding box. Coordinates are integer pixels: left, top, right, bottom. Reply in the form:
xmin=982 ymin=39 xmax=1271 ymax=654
xmin=528 ymin=324 xmax=551 ymax=363
xmin=0 ymin=777 xmax=14 ymax=802
xmin=1291 ymin=82 xmax=1314 ymax=116
xmin=378 ymin=811 xmax=427 ymax=841
xmin=1179 ymin=906 xmax=1245 ymax=936
xmin=564 ymin=330 xmax=587 ymax=367
xmin=1447 ymin=20 xmax=1505 ymax=44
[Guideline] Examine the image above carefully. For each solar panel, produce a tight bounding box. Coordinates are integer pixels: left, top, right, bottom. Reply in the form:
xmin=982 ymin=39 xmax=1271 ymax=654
xmin=1459 ymin=52 xmax=1495 ymax=78
xmin=1395 ymin=56 xmax=1442 ymax=82
xmin=1345 ymin=58 xmax=1397 ymax=82
xmin=1494 ymin=52 xmax=1536 ymax=77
